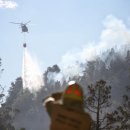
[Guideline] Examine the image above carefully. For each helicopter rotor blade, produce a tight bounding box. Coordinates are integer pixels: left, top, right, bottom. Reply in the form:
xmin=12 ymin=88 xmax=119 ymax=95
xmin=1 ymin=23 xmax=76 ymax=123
xmin=25 ymin=21 xmax=31 ymax=25
xmin=10 ymin=22 xmax=21 ymax=24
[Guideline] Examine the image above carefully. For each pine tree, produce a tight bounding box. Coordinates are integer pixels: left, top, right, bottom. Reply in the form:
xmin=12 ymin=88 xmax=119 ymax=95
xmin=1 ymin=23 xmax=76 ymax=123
xmin=84 ymin=80 xmax=112 ymax=130
xmin=108 ymin=86 xmax=130 ymax=130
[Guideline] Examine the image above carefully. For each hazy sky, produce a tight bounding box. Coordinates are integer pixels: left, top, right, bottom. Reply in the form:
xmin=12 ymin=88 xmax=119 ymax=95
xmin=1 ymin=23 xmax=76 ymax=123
xmin=0 ymin=0 xmax=130 ymax=92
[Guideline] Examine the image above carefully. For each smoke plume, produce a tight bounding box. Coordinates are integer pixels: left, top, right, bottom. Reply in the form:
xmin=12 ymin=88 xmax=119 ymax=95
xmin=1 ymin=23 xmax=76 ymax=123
xmin=0 ymin=0 xmax=18 ymax=8
xmin=56 ymin=15 xmax=130 ymax=82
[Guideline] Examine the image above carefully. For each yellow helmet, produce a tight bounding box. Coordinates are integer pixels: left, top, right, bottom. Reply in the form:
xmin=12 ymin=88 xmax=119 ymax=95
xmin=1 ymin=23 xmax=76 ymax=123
xmin=62 ymin=81 xmax=83 ymax=103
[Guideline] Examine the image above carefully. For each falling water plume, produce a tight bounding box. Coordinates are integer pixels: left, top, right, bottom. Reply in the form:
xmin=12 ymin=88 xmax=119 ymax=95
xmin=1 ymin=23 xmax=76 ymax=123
xmin=22 ymin=44 xmax=44 ymax=93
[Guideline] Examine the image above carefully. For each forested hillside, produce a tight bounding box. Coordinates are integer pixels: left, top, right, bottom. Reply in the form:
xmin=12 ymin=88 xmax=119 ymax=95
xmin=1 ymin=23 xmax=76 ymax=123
xmin=0 ymin=48 xmax=130 ymax=130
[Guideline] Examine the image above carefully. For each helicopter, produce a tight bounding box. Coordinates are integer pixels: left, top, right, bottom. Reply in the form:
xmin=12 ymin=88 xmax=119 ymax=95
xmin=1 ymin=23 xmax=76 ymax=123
xmin=10 ymin=21 xmax=31 ymax=33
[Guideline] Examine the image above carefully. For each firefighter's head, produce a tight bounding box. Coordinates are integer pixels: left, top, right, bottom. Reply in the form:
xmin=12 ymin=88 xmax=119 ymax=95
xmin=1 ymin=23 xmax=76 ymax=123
xmin=62 ymin=81 xmax=84 ymax=111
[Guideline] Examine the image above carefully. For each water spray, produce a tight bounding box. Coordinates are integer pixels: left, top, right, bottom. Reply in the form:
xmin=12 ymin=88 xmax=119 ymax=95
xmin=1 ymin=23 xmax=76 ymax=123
xmin=22 ymin=43 xmax=44 ymax=94
xmin=10 ymin=21 xmax=44 ymax=93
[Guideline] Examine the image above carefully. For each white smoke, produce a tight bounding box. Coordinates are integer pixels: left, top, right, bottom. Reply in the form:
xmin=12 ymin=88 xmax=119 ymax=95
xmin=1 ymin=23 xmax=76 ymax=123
xmin=99 ymin=15 xmax=130 ymax=53
xmin=0 ymin=0 xmax=18 ymax=8
xmin=55 ymin=15 xmax=130 ymax=82
xmin=22 ymin=48 xmax=44 ymax=93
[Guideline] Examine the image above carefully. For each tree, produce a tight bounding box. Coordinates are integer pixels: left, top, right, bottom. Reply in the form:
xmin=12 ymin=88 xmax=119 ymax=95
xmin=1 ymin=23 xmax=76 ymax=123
xmin=6 ymin=77 xmax=23 ymax=105
xmin=0 ymin=58 xmax=16 ymax=130
xmin=84 ymin=80 xmax=112 ymax=130
xmin=126 ymin=50 xmax=130 ymax=64
xmin=0 ymin=58 xmax=4 ymax=104
xmin=108 ymin=86 xmax=130 ymax=130
xmin=0 ymin=86 xmax=4 ymax=105
xmin=0 ymin=58 xmax=6 ymax=129
xmin=84 ymin=61 xmax=96 ymax=82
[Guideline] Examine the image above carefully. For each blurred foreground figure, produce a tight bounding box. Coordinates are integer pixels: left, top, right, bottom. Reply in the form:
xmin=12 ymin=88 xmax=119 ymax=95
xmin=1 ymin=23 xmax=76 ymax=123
xmin=43 ymin=81 xmax=92 ymax=130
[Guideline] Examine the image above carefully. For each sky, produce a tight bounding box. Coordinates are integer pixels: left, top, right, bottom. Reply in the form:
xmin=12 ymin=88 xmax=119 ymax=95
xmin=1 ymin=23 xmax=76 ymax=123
xmin=0 ymin=0 xmax=130 ymax=93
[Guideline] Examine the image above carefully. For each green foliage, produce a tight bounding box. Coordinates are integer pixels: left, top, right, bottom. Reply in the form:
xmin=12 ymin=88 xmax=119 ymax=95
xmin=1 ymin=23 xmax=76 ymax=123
xmin=84 ymin=80 xmax=112 ymax=130
xmin=0 ymin=86 xmax=4 ymax=104
xmin=0 ymin=58 xmax=16 ymax=130
xmin=6 ymin=77 xmax=23 ymax=105
xmin=0 ymin=58 xmax=4 ymax=104
xmin=108 ymin=86 xmax=130 ymax=130
xmin=2 ymin=49 xmax=130 ymax=130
